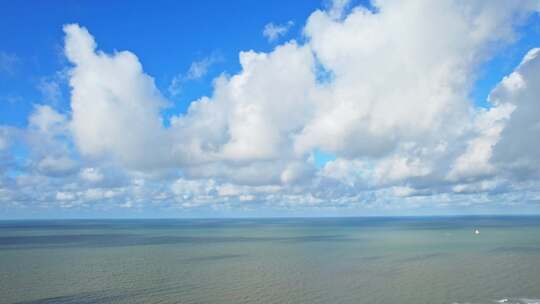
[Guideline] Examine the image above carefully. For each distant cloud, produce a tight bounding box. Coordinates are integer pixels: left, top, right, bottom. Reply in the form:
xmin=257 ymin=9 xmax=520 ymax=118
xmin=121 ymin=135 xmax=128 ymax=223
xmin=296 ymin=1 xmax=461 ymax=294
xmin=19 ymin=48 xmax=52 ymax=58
xmin=36 ymin=155 xmax=78 ymax=177
xmin=186 ymin=55 xmax=221 ymax=80
xmin=38 ymin=77 xmax=62 ymax=105
xmin=0 ymin=51 xmax=20 ymax=75
xmin=79 ymin=167 xmax=104 ymax=183
xmin=168 ymin=52 xmax=222 ymax=96
xmin=168 ymin=75 xmax=183 ymax=97
xmin=0 ymin=94 xmax=23 ymax=105
xmin=262 ymin=21 xmax=294 ymax=42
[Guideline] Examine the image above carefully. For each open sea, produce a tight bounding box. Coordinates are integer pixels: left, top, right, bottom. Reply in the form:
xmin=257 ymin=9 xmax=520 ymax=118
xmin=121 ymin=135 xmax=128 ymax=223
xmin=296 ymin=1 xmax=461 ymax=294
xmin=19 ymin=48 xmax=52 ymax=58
xmin=0 ymin=216 xmax=539 ymax=304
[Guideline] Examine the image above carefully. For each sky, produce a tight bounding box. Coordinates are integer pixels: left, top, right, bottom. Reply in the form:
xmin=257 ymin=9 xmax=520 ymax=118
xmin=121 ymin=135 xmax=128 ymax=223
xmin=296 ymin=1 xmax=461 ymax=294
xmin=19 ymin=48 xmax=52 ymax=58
xmin=1 ymin=0 xmax=540 ymax=219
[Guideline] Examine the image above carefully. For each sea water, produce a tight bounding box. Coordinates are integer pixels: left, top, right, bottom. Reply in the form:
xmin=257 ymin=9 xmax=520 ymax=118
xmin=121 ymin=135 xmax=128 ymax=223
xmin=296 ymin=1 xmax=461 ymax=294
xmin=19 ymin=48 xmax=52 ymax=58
xmin=0 ymin=216 xmax=539 ymax=304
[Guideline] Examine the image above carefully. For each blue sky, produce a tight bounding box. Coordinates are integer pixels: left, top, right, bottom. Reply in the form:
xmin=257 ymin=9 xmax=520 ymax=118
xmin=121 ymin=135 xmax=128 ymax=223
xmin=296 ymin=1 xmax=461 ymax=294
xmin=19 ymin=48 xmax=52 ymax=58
xmin=1 ymin=0 xmax=540 ymax=218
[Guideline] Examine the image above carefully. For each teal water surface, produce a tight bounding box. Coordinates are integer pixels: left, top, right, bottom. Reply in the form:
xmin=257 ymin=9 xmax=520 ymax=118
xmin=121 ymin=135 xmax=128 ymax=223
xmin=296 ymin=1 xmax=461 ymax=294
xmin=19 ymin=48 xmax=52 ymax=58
xmin=0 ymin=217 xmax=539 ymax=304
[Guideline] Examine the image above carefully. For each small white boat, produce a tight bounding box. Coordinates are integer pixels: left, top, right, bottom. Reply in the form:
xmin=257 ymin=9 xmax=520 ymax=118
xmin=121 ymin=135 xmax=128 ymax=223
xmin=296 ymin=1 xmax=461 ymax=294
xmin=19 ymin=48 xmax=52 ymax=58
xmin=474 ymin=229 xmax=480 ymax=235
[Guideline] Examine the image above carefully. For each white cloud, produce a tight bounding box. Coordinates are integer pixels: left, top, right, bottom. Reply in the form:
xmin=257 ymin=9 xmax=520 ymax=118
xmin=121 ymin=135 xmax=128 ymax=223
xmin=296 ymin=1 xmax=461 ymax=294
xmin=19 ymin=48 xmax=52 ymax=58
xmin=452 ymin=179 xmax=500 ymax=194
xmin=490 ymin=48 xmax=540 ymax=177
xmin=262 ymin=21 xmax=294 ymax=42
xmin=56 ymin=191 xmax=75 ymax=201
xmin=28 ymin=104 xmax=67 ymax=135
xmin=319 ymin=158 xmax=366 ymax=187
xmin=296 ymin=0 xmax=536 ymax=159
xmin=37 ymin=155 xmax=78 ymax=176
xmin=168 ymin=41 xmax=319 ymax=184
xmin=79 ymin=167 xmax=104 ymax=183
xmin=374 ymin=155 xmax=432 ymax=184
xmin=64 ymin=24 xmax=172 ymax=170
xmin=61 ymin=1 xmax=538 ymax=186
xmin=4 ymin=1 xmax=540 ymax=215
xmin=24 ymin=105 xmax=79 ymax=177
xmin=448 ymin=104 xmax=514 ymax=181
xmin=392 ymin=186 xmax=415 ymax=198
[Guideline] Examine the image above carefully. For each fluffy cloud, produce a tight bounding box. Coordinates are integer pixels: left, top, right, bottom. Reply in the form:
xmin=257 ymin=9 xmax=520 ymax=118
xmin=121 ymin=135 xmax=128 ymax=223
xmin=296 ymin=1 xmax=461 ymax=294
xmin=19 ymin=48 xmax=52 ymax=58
xmin=2 ymin=0 xmax=540 ymax=215
xmin=168 ymin=41 xmax=319 ymax=184
xmin=490 ymin=48 xmax=540 ymax=178
xmin=64 ymin=24 xmax=171 ymax=170
xmin=448 ymin=104 xmax=514 ymax=181
xmin=296 ymin=0 xmax=536 ymax=158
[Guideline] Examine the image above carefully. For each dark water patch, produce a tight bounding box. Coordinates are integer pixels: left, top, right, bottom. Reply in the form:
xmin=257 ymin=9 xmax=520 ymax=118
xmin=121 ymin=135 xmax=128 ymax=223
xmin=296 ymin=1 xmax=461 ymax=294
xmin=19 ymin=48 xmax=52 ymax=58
xmin=1 ymin=216 xmax=539 ymax=231
xmin=358 ymin=255 xmax=386 ymax=261
xmin=380 ymin=216 xmax=540 ymax=231
xmin=12 ymin=291 xmax=126 ymax=304
xmin=183 ymin=254 xmax=247 ymax=263
xmin=11 ymin=284 xmax=193 ymax=304
xmin=398 ymin=252 xmax=448 ymax=263
xmin=348 ymin=255 xmax=387 ymax=264
xmin=490 ymin=246 xmax=540 ymax=254
xmin=0 ymin=233 xmax=353 ymax=250
xmin=0 ymin=234 xmax=131 ymax=246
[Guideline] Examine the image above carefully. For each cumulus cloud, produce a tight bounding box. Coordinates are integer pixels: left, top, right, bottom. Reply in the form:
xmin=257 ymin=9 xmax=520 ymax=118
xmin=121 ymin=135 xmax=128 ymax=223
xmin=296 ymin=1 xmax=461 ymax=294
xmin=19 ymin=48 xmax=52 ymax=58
xmin=168 ymin=41 xmax=320 ymax=185
xmin=296 ymin=0 xmax=537 ymax=159
xmin=491 ymin=48 xmax=540 ymax=177
xmin=448 ymin=104 xmax=514 ymax=182
xmin=64 ymin=24 xmax=171 ymax=170
xmin=3 ymin=1 xmax=540 ymax=215
xmin=23 ymin=105 xmax=79 ymax=177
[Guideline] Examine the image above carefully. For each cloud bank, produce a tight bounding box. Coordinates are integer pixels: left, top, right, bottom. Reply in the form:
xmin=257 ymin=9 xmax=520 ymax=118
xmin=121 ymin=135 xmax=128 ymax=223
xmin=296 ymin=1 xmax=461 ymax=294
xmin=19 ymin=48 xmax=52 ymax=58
xmin=2 ymin=0 xmax=540 ymax=216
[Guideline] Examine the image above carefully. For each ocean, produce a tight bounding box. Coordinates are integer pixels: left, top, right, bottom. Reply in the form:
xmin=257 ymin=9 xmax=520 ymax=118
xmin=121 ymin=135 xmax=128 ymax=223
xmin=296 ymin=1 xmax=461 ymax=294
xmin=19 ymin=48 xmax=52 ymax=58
xmin=0 ymin=216 xmax=539 ymax=304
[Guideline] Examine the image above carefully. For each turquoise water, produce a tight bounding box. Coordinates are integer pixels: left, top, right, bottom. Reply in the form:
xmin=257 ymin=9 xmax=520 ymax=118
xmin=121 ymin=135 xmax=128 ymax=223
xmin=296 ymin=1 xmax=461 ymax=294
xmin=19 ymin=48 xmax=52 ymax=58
xmin=0 ymin=217 xmax=539 ymax=304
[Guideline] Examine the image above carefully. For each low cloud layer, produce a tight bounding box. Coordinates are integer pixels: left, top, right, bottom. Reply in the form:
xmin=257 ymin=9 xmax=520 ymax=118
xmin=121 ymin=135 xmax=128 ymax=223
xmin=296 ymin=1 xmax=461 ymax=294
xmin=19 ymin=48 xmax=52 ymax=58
xmin=1 ymin=0 xmax=540 ymax=216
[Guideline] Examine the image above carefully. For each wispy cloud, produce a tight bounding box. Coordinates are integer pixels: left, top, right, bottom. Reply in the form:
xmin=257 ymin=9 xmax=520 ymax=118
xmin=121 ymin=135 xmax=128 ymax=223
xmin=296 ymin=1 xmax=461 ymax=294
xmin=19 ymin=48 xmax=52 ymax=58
xmin=168 ymin=52 xmax=223 ymax=97
xmin=168 ymin=75 xmax=183 ymax=97
xmin=186 ymin=55 xmax=221 ymax=80
xmin=38 ymin=78 xmax=62 ymax=105
xmin=262 ymin=21 xmax=294 ymax=42
xmin=0 ymin=94 xmax=23 ymax=105
xmin=0 ymin=51 xmax=20 ymax=75
xmin=37 ymin=70 xmax=68 ymax=105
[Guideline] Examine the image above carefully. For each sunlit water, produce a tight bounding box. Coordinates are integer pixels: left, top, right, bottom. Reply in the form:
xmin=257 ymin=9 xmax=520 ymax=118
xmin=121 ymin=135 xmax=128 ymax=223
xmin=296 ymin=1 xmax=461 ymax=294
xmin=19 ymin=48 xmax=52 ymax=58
xmin=0 ymin=217 xmax=539 ymax=304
